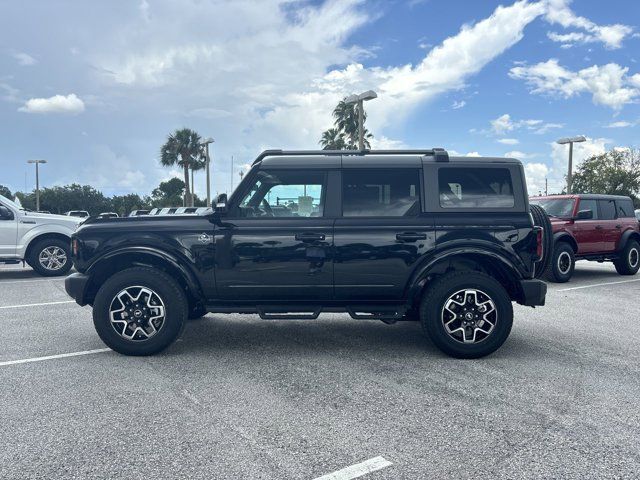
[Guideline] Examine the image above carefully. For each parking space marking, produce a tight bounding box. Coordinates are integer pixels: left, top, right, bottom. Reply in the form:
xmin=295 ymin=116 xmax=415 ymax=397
xmin=312 ymin=456 xmax=393 ymax=480
xmin=0 ymin=348 xmax=110 ymax=367
xmin=559 ymin=278 xmax=640 ymax=292
xmin=0 ymin=300 xmax=75 ymax=310
xmin=0 ymin=279 xmax=65 ymax=285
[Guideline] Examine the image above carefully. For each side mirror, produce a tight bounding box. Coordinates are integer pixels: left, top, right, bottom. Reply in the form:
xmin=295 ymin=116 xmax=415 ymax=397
xmin=0 ymin=205 xmax=14 ymax=220
xmin=576 ymin=209 xmax=593 ymax=220
xmin=214 ymin=193 xmax=228 ymax=214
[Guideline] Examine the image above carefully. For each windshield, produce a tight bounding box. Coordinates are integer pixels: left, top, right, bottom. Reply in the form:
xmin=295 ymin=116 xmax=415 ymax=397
xmin=530 ymin=198 xmax=575 ymax=218
xmin=0 ymin=194 xmax=22 ymax=211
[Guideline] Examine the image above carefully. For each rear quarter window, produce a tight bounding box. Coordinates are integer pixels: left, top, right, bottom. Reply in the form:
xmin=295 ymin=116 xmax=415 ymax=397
xmin=438 ymin=168 xmax=514 ymax=208
xmin=615 ymin=199 xmax=635 ymax=218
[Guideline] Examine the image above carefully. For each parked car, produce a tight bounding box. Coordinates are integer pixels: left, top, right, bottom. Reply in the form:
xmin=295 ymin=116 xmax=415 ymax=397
xmin=65 ymin=210 xmax=90 ymax=218
xmin=129 ymin=210 xmax=150 ymax=217
xmin=635 ymin=209 xmax=640 ymax=222
xmin=65 ymin=148 xmax=547 ymax=359
xmin=148 ymin=208 xmax=160 ymax=215
xmin=530 ymin=194 xmax=640 ymax=282
xmin=97 ymin=212 xmax=119 ymax=219
xmin=0 ymin=194 xmax=82 ymax=276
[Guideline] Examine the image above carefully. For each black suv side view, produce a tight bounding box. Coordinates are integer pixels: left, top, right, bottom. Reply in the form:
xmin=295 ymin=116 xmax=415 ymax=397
xmin=65 ymin=149 xmax=546 ymax=358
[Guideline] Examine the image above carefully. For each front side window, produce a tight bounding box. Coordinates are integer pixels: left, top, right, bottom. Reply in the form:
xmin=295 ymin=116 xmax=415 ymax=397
xmin=236 ymin=170 xmax=324 ymax=218
xmin=530 ymin=198 xmax=575 ymax=218
xmin=599 ymin=199 xmax=616 ymax=220
xmin=577 ymin=199 xmax=598 ymax=219
xmin=439 ymin=168 xmax=514 ymax=208
xmin=615 ymin=199 xmax=634 ymax=218
xmin=342 ymin=169 xmax=421 ymax=217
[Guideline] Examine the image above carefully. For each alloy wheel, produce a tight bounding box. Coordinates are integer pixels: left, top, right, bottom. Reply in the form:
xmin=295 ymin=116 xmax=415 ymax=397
xmin=38 ymin=246 xmax=67 ymax=271
xmin=109 ymin=286 xmax=166 ymax=341
xmin=441 ymin=289 xmax=497 ymax=344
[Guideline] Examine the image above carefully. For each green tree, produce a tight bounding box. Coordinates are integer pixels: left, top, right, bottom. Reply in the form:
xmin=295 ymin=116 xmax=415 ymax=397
xmin=0 ymin=185 xmax=12 ymax=199
xmin=151 ymin=177 xmax=186 ymax=208
xmin=572 ymin=148 xmax=640 ymax=206
xmin=111 ymin=193 xmax=149 ymax=217
xmin=160 ymin=128 xmax=205 ymax=207
xmin=319 ymin=100 xmax=373 ymax=150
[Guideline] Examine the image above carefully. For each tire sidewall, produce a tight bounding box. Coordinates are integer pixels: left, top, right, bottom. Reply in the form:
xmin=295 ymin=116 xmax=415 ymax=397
xmin=93 ymin=268 xmax=187 ymax=355
xmin=550 ymin=242 xmax=575 ymax=283
xmin=30 ymin=238 xmax=72 ymax=277
xmin=421 ymin=273 xmax=513 ymax=359
xmin=617 ymin=240 xmax=640 ymax=275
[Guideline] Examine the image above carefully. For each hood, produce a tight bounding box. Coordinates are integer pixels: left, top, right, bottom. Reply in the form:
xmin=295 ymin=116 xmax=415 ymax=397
xmin=549 ymin=217 xmax=572 ymax=231
xmin=21 ymin=211 xmax=83 ymax=225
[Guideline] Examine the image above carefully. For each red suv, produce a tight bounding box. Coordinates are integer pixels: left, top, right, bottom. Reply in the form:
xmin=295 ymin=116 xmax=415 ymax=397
xmin=530 ymin=194 xmax=640 ymax=282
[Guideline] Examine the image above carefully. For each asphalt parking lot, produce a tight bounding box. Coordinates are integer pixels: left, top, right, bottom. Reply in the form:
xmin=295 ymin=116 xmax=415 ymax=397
xmin=1 ymin=263 xmax=639 ymax=479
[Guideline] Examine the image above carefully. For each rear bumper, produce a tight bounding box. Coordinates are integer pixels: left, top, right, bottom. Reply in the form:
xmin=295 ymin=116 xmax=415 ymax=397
xmin=65 ymin=272 xmax=90 ymax=306
xmin=518 ymin=279 xmax=547 ymax=307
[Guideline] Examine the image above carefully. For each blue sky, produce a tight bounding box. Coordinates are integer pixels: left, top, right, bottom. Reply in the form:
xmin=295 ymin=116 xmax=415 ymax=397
xmin=1 ymin=0 xmax=638 ymax=198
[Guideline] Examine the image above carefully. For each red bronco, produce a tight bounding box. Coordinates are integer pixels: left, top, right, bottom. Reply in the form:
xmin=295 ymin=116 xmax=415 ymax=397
xmin=530 ymin=194 xmax=640 ymax=282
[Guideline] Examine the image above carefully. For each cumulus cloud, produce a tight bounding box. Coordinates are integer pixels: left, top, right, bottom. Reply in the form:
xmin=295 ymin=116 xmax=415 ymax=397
xmin=18 ymin=93 xmax=85 ymax=114
xmin=498 ymin=138 xmax=519 ymax=145
xmin=504 ymin=150 xmax=537 ymax=159
xmin=544 ymin=0 xmax=633 ymax=49
xmin=605 ymin=120 xmax=633 ymax=128
xmin=524 ymin=162 xmax=550 ymax=195
xmin=490 ymin=113 xmax=562 ymax=135
xmin=509 ymin=59 xmax=639 ymax=110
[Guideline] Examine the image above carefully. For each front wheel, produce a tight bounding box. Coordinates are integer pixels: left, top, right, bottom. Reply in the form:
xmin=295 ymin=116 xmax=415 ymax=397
xmin=614 ymin=240 xmax=640 ymax=276
xmin=420 ymin=272 xmax=513 ymax=359
xmin=93 ymin=267 xmax=187 ymax=356
xmin=29 ymin=238 xmax=72 ymax=277
xmin=546 ymin=242 xmax=575 ymax=283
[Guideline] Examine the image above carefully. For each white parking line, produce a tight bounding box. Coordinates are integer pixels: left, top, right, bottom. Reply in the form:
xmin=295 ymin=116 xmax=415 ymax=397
xmin=0 ymin=300 xmax=75 ymax=310
xmin=0 ymin=279 xmax=64 ymax=285
xmin=559 ymin=278 xmax=640 ymax=291
xmin=312 ymin=456 xmax=393 ymax=480
xmin=0 ymin=348 xmax=110 ymax=367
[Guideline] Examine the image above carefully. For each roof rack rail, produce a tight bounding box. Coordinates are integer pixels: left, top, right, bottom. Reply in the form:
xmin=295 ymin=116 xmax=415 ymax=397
xmin=252 ymin=148 xmax=448 ymax=165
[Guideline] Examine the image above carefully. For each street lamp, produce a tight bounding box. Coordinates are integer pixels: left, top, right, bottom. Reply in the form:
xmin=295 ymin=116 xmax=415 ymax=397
xmin=202 ymin=138 xmax=214 ymax=205
xmin=27 ymin=159 xmax=47 ymax=211
xmin=344 ymin=90 xmax=377 ymax=150
xmin=556 ymin=135 xmax=586 ymax=194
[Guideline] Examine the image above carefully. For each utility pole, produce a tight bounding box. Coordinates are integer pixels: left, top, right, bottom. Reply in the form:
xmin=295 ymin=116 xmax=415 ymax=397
xmin=27 ymin=159 xmax=47 ymax=211
xmin=190 ymin=167 xmax=195 ymax=207
xmin=556 ymin=136 xmax=586 ymax=194
xmin=545 ymin=177 xmax=548 ymax=196
xmin=202 ymin=138 xmax=214 ymax=206
xmin=344 ymin=90 xmax=377 ymax=150
xmin=230 ymin=155 xmax=234 ymax=193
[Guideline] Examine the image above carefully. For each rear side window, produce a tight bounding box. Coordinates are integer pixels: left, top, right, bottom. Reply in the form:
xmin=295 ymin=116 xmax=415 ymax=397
xmin=578 ymin=199 xmax=598 ymax=219
xmin=615 ymin=199 xmax=635 ymax=218
xmin=598 ymin=199 xmax=616 ymax=220
xmin=438 ymin=168 xmax=514 ymax=208
xmin=342 ymin=169 xmax=421 ymax=217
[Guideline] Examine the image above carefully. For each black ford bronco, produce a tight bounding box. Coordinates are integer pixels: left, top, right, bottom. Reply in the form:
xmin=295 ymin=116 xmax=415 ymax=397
xmin=65 ymin=149 xmax=547 ymax=358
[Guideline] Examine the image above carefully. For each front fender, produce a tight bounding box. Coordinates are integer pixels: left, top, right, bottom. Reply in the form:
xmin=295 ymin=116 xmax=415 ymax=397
xmin=553 ymin=231 xmax=578 ymax=252
xmin=20 ymin=224 xmax=76 ymax=257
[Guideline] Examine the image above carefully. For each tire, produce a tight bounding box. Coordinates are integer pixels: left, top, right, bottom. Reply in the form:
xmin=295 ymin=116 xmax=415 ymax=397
xmin=545 ymin=241 xmax=575 ymax=283
xmin=92 ymin=267 xmax=187 ymax=356
xmin=188 ymin=304 xmax=208 ymax=320
xmin=419 ymin=271 xmax=513 ymax=359
xmin=613 ymin=240 xmax=640 ymax=276
xmin=529 ymin=204 xmax=553 ymax=279
xmin=28 ymin=238 xmax=72 ymax=277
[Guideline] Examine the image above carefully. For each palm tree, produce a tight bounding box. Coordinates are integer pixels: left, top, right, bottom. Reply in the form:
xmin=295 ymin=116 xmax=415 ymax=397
xmin=319 ymin=128 xmax=346 ymax=150
xmin=319 ymin=99 xmax=373 ymax=150
xmin=160 ymin=128 xmax=204 ymax=206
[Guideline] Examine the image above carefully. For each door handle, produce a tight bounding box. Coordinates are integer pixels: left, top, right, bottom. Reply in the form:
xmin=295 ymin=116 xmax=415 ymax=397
xmin=396 ymin=232 xmax=427 ymax=242
xmin=295 ymin=232 xmax=325 ymax=242
xmin=595 ymin=225 xmax=603 ymax=230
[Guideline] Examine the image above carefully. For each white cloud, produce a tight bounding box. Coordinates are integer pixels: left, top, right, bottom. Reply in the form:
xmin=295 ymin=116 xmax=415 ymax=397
xmin=18 ymin=94 xmax=85 ymax=114
xmin=491 ymin=114 xmax=515 ymax=134
xmin=605 ymin=121 xmax=633 ymax=128
xmin=490 ymin=113 xmax=562 ymax=135
xmin=509 ymin=59 xmax=639 ymax=110
xmin=524 ymin=162 xmax=550 ymax=195
xmin=450 ymin=150 xmax=481 ymax=157
xmin=451 ymin=100 xmax=466 ymax=109
xmin=504 ymin=150 xmax=537 ymax=159
xmin=544 ymin=0 xmax=633 ymax=49
xmin=498 ymin=138 xmax=519 ymax=145
xmin=11 ymin=52 xmax=37 ymax=66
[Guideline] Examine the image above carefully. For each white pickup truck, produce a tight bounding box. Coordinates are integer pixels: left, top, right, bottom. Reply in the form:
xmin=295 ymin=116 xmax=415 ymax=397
xmin=0 ymin=194 xmax=82 ymax=276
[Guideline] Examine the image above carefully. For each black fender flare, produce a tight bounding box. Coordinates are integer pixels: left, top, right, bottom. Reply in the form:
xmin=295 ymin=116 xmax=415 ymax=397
xmin=553 ymin=231 xmax=578 ymax=252
xmin=617 ymin=229 xmax=640 ymax=251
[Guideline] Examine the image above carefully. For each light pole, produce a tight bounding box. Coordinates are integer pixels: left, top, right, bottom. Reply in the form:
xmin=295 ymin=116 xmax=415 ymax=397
xmin=344 ymin=90 xmax=377 ymax=150
xmin=202 ymin=138 xmax=214 ymax=206
xmin=556 ymin=136 xmax=586 ymax=194
xmin=27 ymin=159 xmax=47 ymax=211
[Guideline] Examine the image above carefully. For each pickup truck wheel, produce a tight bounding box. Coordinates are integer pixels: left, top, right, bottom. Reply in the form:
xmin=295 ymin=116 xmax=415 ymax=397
xmin=93 ymin=267 xmax=187 ymax=356
xmin=420 ymin=272 xmax=513 ymax=359
xmin=614 ymin=240 xmax=640 ymax=276
xmin=29 ymin=238 xmax=72 ymax=277
xmin=545 ymin=242 xmax=575 ymax=283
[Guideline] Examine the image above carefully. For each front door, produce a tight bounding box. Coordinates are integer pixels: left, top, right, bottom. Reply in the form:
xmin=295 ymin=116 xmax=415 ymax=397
xmin=0 ymin=201 xmax=17 ymax=257
xmin=573 ymin=198 xmax=602 ymax=254
xmin=333 ymin=167 xmax=434 ymax=301
xmin=213 ymin=168 xmax=334 ymax=301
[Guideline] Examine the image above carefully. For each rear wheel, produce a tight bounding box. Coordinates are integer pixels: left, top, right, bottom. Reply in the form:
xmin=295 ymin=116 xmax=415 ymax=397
xmin=29 ymin=238 xmax=72 ymax=277
xmin=419 ymin=271 xmax=513 ymax=359
xmin=93 ymin=267 xmax=187 ymax=356
xmin=614 ymin=240 xmax=640 ymax=276
xmin=545 ymin=241 xmax=575 ymax=283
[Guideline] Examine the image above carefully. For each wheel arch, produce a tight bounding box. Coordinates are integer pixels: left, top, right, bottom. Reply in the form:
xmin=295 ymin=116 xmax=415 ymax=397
xmin=25 ymin=232 xmax=72 ymax=264
xmin=617 ymin=230 xmax=640 ymax=251
xmin=553 ymin=232 xmax=578 ymax=253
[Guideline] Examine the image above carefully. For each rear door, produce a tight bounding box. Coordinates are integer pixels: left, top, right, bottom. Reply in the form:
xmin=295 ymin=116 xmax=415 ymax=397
xmin=573 ymin=198 xmax=602 ymax=253
xmin=598 ymin=199 xmax=618 ymax=252
xmin=333 ymin=159 xmax=435 ymax=301
xmin=615 ymin=198 xmax=638 ymax=247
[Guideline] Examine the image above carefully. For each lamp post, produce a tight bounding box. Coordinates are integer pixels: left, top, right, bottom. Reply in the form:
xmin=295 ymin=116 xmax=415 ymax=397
xmin=556 ymin=136 xmax=586 ymax=194
xmin=27 ymin=159 xmax=47 ymax=211
xmin=344 ymin=90 xmax=377 ymax=150
xmin=202 ymin=138 xmax=214 ymax=205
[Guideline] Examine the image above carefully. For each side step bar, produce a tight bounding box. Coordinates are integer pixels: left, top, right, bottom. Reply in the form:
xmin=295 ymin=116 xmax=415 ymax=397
xmin=219 ymin=305 xmax=409 ymax=321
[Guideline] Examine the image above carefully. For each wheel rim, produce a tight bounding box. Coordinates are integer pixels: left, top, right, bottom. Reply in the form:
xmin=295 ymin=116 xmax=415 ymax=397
xmin=629 ymin=248 xmax=639 ymax=268
xmin=441 ymin=289 xmax=497 ymax=344
xmin=557 ymin=251 xmax=572 ymax=275
xmin=38 ymin=246 xmax=67 ymax=271
xmin=109 ymin=286 xmax=166 ymax=341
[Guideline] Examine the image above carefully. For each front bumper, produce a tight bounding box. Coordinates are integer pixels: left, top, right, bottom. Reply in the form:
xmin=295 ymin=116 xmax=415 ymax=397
xmin=65 ymin=272 xmax=90 ymax=306
xmin=518 ymin=279 xmax=547 ymax=307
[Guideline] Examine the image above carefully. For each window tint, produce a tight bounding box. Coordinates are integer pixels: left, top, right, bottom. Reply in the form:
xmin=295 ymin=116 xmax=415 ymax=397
xmin=237 ymin=170 xmax=324 ymax=218
xmin=577 ymin=199 xmax=598 ymax=220
xmin=530 ymin=198 xmax=575 ymax=218
xmin=342 ymin=169 xmax=420 ymax=217
xmin=615 ymin=199 xmax=634 ymax=218
xmin=598 ymin=199 xmax=616 ymax=220
xmin=439 ymin=168 xmax=514 ymax=208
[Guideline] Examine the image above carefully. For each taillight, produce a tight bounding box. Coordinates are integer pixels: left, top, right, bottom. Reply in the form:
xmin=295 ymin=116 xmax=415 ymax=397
xmin=534 ymin=227 xmax=543 ymax=261
xmin=72 ymin=239 xmax=79 ymax=256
